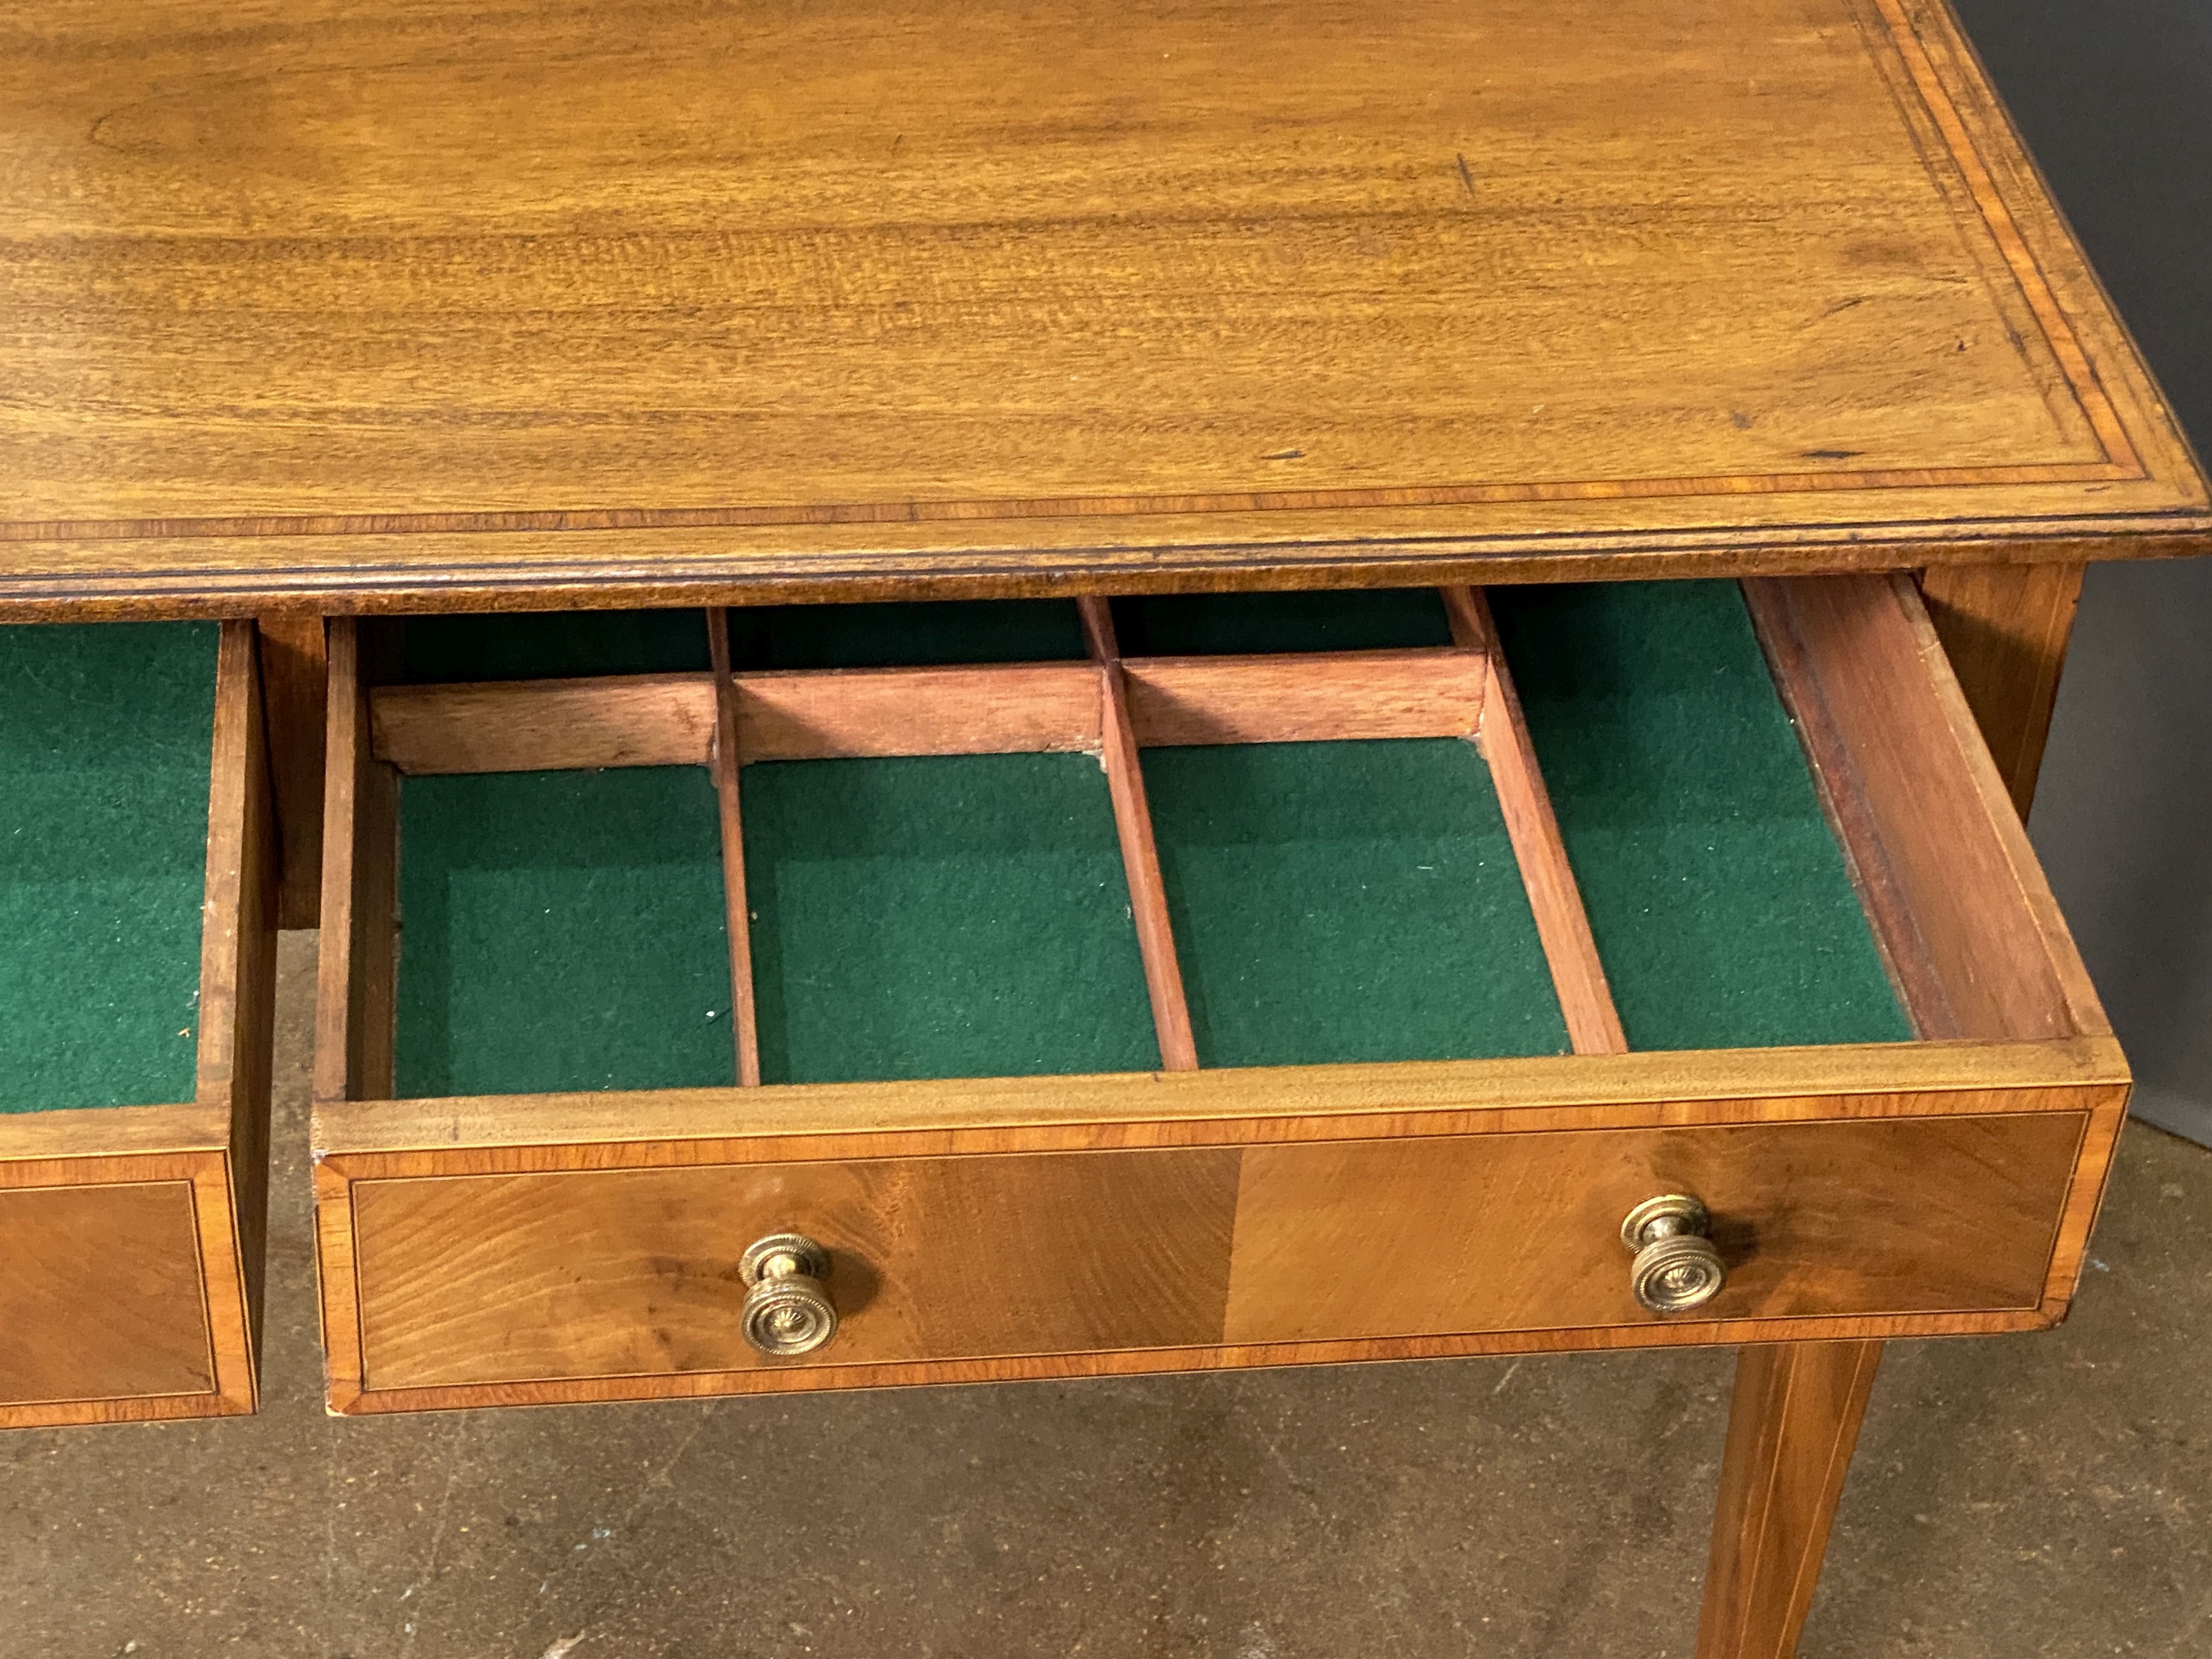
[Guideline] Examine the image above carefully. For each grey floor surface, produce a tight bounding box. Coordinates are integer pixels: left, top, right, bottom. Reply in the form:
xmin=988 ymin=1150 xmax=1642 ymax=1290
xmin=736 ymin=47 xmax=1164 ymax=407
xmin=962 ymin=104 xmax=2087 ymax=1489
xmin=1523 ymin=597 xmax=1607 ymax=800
xmin=5 ymin=934 xmax=2209 ymax=1658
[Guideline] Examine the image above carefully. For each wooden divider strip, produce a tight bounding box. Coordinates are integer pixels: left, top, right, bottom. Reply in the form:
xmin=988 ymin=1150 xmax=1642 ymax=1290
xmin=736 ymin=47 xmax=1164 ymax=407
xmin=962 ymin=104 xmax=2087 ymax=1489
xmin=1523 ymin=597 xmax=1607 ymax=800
xmin=371 ymin=652 xmax=1490 ymax=775
xmin=314 ymin=620 xmax=400 ymax=1103
xmin=741 ymin=662 xmax=1102 ymax=760
xmin=1124 ymin=647 xmax=1483 ymax=745
xmin=1080 ymin=599 xmax=1200 ymax=1072
xmin=374 ymin=673 xmax=716 ymax=774
xmin=706 ymin=611 xmax=762 ymax=1087
xmin=1442 ymin=588 xmax=1629 ymax=1056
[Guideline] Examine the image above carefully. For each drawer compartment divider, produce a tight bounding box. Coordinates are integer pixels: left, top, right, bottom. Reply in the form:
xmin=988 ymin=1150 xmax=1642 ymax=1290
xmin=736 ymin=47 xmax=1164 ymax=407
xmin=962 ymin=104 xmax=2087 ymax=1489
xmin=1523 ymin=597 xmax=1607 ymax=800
xmin=1079 ymin=597 xmax=1199 ymax=1072
xmin=1443 ymin=586 xmax=1629 ymax=1057
xmin=706 ymin=608 xmax=763 ymax=1087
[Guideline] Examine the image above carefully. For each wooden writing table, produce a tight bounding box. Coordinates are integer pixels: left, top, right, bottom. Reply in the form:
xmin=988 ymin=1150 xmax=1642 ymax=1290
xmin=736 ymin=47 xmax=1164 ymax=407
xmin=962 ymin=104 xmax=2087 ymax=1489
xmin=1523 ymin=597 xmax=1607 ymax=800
xmin=3 ymin=1 xmax=2206 ymax=1653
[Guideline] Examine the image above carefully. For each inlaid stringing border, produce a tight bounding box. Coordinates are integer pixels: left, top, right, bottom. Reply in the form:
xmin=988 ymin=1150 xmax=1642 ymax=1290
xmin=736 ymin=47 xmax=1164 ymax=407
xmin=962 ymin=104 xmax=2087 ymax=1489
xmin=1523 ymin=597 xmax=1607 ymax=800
xmin=0 ymin=1 xmax=2144 ymax=549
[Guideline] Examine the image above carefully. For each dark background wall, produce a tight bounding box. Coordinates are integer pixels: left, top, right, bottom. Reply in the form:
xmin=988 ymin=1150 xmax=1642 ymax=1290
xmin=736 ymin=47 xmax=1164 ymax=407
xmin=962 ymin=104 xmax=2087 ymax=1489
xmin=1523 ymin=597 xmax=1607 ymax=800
xmin=1955 ymin=0 xmax=2212 ymax=1145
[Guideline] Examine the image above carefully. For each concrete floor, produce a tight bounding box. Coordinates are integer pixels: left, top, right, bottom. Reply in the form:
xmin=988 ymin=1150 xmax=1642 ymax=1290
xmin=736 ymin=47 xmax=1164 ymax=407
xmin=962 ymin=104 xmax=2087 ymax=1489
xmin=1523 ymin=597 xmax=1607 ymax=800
xmin=6 ymin=933 xmax=2209 ymax=1658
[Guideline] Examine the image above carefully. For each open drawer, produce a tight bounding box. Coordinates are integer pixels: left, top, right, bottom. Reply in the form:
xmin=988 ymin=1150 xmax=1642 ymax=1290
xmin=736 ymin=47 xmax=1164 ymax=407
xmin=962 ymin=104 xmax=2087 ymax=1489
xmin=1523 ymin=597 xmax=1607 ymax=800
xmin=2 ymin=622 xmax=275 ymax=1429
xmin=311 ymin=577 xmax=2124 ymax=1415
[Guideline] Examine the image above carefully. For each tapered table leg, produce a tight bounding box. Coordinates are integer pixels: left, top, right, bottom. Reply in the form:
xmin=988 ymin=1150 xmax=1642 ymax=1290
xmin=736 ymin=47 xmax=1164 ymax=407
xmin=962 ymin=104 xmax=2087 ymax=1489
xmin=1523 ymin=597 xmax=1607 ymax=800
xmin=1695 ymin=1340 xmax=1883 ymax=1659
xmin=1691 ymin=563 xmax=2089 ymax=1655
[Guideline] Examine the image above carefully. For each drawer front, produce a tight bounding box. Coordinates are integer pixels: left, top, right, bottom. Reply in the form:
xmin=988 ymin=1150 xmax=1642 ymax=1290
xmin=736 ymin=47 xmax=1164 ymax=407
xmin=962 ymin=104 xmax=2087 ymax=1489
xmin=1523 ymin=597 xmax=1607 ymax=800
xmin=351 ymin=1150 xmax=1240 ymax=1390
xmin=338 ymin=1110 xmax=2083 ymax=1402
xmin=0 ymin=1181 xmax=216 ymax=1407
xmin=1226 ymin=1112 xmax=2084 ymax=1342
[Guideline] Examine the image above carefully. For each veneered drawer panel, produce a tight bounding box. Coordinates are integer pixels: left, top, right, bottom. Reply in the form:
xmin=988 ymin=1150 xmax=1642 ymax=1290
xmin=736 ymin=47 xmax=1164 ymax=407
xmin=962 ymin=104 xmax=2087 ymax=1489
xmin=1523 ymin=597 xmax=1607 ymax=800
xmin=352 ymin=1149 xmax=1240 ymax=1392
xmin=0 ymin=1181 xmax=215 ymax=1404
xmin=1224 ymin=1112 xmax=2085 ymax=1345
xmin=340 ymin=1105 xmax=2092 ymax=1401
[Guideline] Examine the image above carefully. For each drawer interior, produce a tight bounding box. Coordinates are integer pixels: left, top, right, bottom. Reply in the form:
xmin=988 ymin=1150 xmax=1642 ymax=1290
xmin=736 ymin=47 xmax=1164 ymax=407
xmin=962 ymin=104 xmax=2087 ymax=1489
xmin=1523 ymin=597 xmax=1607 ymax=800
xmin=0 ymin=619 xmax=274 ymax=1427
xmin=1493 ymin=583 xmax=1911 ymax=1051
xmin=744 ymin=750 xmax=1158 ymax=1084
xmin=2 ymin=622 xmax=218 ymax=1113
xmin=348 ymin=581 xmax=1923 ymax=1097
xmin=393 ymin=766 xmax=732 ymax=1096
xmin=1144 ymin=736 xmax=1562 ymax=1066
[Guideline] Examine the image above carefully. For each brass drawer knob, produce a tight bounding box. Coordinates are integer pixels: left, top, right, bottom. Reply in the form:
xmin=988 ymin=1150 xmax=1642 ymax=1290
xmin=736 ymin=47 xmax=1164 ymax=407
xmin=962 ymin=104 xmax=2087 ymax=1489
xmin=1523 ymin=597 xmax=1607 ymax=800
xmin=739 ymin=1232 xmax=838 ymax=1357
xmin=1620 ymin=1194 xmax=1725 ymax=1313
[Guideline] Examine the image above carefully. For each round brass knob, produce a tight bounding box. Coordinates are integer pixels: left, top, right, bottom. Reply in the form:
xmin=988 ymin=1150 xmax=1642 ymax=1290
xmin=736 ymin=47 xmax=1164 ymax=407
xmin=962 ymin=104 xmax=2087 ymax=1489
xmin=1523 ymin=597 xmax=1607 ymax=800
xmin=739 ymin=1232 xmax=838 ymax=1357
xmin=1620 ymin=1194 xmax=1725 ymax=1313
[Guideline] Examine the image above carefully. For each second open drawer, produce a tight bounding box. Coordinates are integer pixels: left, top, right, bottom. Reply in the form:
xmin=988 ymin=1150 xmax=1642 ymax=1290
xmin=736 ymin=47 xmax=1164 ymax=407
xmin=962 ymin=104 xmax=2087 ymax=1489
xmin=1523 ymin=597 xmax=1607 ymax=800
xmin=2 ymin=620 xmax=275 ymax=1429
xmin=311 ymin=575 xmax=2125 ymax=1415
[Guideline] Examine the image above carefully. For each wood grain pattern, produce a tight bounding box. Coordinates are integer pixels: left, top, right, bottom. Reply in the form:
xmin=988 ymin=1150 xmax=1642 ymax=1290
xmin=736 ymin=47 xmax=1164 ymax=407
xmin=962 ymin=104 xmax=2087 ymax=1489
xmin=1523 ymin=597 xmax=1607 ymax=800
xmin=0 ymin=1102 xmax=232 ymax=1164
xmin=326 ymin=1308 xmax=2058 ymax=1416
xmin=0 ymin=1181 xmax=215 ymax=1409
xmin=313 ymin=1037 xmax=2130 ymax=1165
xmin=1443 ymin=586 xmax=1627 ymax=1054
xmin=255 ymin=614 xmax=329 ymax=928
xmin=1903 ymin=562 xmax=2130 ymax=1314
xmin=0 ymin=0 xmax=2203 ymax=613
xmin=707 ymin=612 xmax=762 ymax=1086
xmin=314 ymin=620 xmax=399 ymax=1103
xmin=1711 ymin=563 xmax=2101 ymax=1659
xmin=373 ymin=674 xmax=716 ymax=775
xmin=1697 ymin=1341 xmax=1884 ymax=1659
xmin=348 ymin=1149 xmax=1240 ymax=1393
xmin=369 ymin=650 xmax=1494 ymax=775
xmin=1223 ymin=1114 xmax=2081 ymax=1342
xmin=303 ymin=569 xmax=2133 ymax=1440
xmin=323 ymin=1108 xmax=2081 ymax=1410
xmin=1081 ymin=600 xmax=1199 ymax=1071
xmin=196 ymin=621 xmax=276 ymax=1386
xmin=738 ymin=663 xmax=1099 ymax=763
xmin=1917 ymin=561 xmax=2085 ymax=817
xmin=1892 ymin=573 xmax=2113 ymax=1037
xmin=2042 ymin=1076 xmax=2132 ymax=1313
xmin=1744 ymin=575 xmax=2094 ymax=1042
xmin=1885 ymin=572 xmax=2113 ymax=1036
xmin=1122 ymin=650 xmax=1486 ymax=746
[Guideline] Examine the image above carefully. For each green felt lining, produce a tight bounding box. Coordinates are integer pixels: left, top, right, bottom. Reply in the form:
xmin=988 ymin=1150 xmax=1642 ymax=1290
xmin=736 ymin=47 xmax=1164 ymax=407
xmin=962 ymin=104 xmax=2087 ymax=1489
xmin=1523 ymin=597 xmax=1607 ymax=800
xmin=380 ymin=582 xmax=1908 ymax=1094
xmin=1490 ymin=581 xmax=1911 ymax=1050
xmin=728 ymin=600 xmax=1086 ymax=668
xmin=383 ymin=600 xmax=1090 ymax=690
xmin=1143 ymin=739 xmax=1568 ymax=1067
xmin=393 ymin=610 xmax=713 ymax=684
xmin=1111 ymin=589 xmax=1455 ymax=655
xmin=393 ymin=768 xmax=735 ymax=1097
xmin=1 ymin=623 xmax=217 ymax=1113
xmin=742 ymin=751 xmax=1158 ymax=1085
xmin=381 ymin=592 xmax=1457 ymax=689
xmin=1115 ymin=592 xmax=1460 ymax=654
